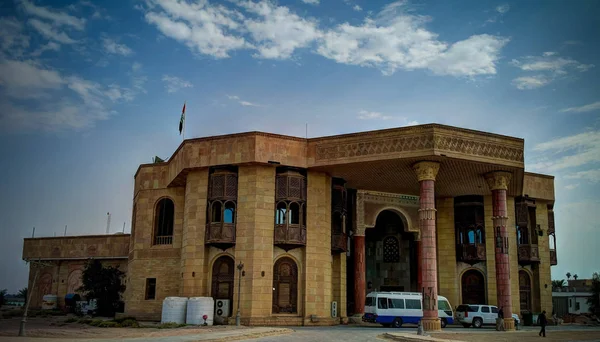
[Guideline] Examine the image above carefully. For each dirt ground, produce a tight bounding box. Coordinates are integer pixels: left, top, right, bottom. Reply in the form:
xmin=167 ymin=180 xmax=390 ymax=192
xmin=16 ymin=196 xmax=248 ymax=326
xmin=433 ymin=330 xmax=600 ymax=342
xmin=0 ymin=316 xmax=252 ymax=339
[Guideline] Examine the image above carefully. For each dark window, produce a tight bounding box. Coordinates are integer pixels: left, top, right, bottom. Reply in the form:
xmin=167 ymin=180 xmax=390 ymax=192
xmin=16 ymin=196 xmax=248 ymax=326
xmin=389 ymin=298 xmax=405 ymax=309
xmin=491 ymin=306 xmax=498 ymax=314
xmin=289 ymin=202 xmax=300 ymax=224
xmin=211 ymin=202 xmax=222 ymax=223
xmin=377 ymin=297 xmax=389 ymax=309
xmin=145 ymin=278 xmax=156 ymax=300
xmin=383 ymin=236 xmax=400 ymax=263
xmin=365 ymin=297 xmax=374 ymax=307
xmin=481 ymin=306 xmax=490 ymax=313
xmin=276 ymin=202 xmax=287 ymax=224
xmin=405 ymin=299 xmax=421 ymax=309
xmin=154 ymin=198 xmax=174 ymax=245
xmin=438 ymin=300 xmax=451 ymax=311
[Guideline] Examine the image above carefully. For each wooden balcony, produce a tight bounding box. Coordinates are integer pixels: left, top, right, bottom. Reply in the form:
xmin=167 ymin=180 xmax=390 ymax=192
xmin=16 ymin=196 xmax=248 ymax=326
xmin=550 ymin=249 xmax=557 ymax=266
xmin=331 ymin=232 xmax=347 ymax=254
xmin=518 ymin=244 xmax=540 ymax=264
xmin=456 ymin=243 xmax=486 ymax=264
xmin=154 ymin=235 xmax=173 ymax=245
xmin=274 ymin=224 xmax=306 ymax=251
xmin=205 ymin=222 xmax=236 ymax=250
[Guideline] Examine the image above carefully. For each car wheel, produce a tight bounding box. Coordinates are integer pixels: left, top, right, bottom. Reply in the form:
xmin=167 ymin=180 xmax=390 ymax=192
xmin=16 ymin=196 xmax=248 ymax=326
xmin=461 ymin=323 xmax=471 ymax=328
xmin=392 ymin=318 xmax=403 ymax=328
xmin=473 ymin=317 xmax=483 ymax=328
xmin=441 ymin=318 xmax=447 ymax=328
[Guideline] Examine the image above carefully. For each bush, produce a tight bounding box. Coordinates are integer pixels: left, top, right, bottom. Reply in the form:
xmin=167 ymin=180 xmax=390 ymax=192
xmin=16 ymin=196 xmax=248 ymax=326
xmin=156 ymin=322 xmax=186 ymax=329
xmin=64 ymin=317 xmax=78 ymax=323
xmin=97 ymin=321 xmax=120 ymax=328
xmin=119 ymin=319 xmax=140 ymax=328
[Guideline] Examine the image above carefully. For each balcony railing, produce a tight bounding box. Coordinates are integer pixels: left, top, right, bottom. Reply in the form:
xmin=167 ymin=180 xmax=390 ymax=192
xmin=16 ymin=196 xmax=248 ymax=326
xmin=205 ymin=222 xmax=236 ymax=250
xmin=154 ymin=235 xmax=173 ymax=245
xmin=550 ymin=249 xmax=557 ymax=266
xmin=274 ymin=224 xmax=306 ymax=251
xmin=331 ymin=232 xmax=347 ymax=254
xmin=456 ymin=243 xmax=486 ymax=264
xmin=518 ymin=244 xmax=540 ymax=264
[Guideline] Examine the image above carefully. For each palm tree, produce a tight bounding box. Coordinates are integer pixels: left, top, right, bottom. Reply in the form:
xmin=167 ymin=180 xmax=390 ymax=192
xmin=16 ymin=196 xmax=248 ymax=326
xmin=566 ymin=272 xmax=572 ymax=280
xmin=0 ymin=289 xmax=7 ymax=308
xmin=573 ymin=274 xmax=579 ymax=280
xmin=18 ymin=287 xmax=28 ymax=305
xmin=552 ymin=279 xmax=566 ymax=290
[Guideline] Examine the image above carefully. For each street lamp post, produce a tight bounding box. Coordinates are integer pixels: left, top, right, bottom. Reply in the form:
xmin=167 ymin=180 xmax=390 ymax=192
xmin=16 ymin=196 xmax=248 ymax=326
xmin=236 ymin=261 xmax=244 ymax=327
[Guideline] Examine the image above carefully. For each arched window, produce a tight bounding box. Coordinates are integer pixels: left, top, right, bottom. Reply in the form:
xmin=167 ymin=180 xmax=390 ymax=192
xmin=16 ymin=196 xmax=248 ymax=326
xmin=224 ymin=202 xmax=235 ymax=224
xmin=276 ymin=202 xmax=287 ymax=225
xmin=154 ymin=198 xmax=174 ymax=245
xmin=289 ymin=202 xmax=300 ymax=225
xmin=454 ymin=196 xmax=486 ymax=263
xmin=274 ymin=169 xmax=307 ymax=251
xmin=206 ymin=167 xmax=238 ymax=249
xmin=519 ymin=270 xmax=532 ymax=313
xmin=211 ymin=256 xmax=234 ymax=317
xmin=211 ymin=202 xmax=222 ymax=223
xmin=383 ymin=236 xmax=400 ymax=263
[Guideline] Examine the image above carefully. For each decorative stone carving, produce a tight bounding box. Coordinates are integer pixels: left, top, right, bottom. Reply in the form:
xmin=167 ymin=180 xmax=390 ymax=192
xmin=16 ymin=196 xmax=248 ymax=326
xmin=484 ymin=171 xmax=512 ymax=191
xmin=355 ymin=190 xmax=420 ymax=237
xmin=413 ymin=161 xmax=440 ymax=182
xmin=314 ymin=128 xmax=524 ymax=163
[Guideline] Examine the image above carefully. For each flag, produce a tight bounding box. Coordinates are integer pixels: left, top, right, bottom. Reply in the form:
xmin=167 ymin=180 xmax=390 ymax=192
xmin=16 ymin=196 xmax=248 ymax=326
xmin=179 ymin=102 xmax=186 ymax=135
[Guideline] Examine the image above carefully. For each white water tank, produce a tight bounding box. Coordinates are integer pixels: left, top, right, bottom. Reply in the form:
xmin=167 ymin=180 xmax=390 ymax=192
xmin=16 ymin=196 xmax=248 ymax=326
xmin=161 ymin=297 xmax=188 ymax=324
xmin=186 ymin=297 xmax=214 ymax=325
xmin=41 ymin=295 xmax=58 ymax=310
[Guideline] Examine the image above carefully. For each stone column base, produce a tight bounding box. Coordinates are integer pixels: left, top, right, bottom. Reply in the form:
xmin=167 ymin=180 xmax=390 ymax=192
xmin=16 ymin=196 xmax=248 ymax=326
xmin=421 ymin=318 xmax=441 ymax=331
xmin=503 ymin=318 xmax=515 ymax=331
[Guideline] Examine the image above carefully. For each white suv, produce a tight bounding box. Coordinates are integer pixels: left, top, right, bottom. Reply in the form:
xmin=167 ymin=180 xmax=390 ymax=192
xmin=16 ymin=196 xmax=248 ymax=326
xmin=456 ymin=304 xmax=521 ymax=328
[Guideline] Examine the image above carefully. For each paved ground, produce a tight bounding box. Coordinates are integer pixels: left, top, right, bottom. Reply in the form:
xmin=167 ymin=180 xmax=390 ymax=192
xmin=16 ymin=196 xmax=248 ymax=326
xmin=251 ymin=325 xmax=600 ymax=342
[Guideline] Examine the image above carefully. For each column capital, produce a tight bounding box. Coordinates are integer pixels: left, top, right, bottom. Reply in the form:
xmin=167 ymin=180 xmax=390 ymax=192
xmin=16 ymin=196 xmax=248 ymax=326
xmin=413 ymin=161 xmax=440 ymax=182
xmin=484 ymin=171 xmax=512 ymax=191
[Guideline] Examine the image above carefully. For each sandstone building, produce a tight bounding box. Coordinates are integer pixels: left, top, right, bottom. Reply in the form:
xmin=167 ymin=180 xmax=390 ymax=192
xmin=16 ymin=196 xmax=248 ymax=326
xmin=22 ymin=124 xmax=558 ymax=330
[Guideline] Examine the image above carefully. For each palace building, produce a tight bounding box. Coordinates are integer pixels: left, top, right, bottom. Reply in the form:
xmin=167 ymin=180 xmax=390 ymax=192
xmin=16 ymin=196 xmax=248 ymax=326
xmin=22 ymin=124 xmax=558 ymax=330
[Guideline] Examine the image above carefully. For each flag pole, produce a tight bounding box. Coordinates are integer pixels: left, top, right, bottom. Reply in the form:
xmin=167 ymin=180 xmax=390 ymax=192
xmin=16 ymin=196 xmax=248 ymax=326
xmin=183 ymin=100 xmax=186 ymax=141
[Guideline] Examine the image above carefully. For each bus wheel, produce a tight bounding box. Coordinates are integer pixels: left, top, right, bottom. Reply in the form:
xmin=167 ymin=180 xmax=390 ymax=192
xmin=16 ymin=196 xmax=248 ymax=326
xmin=441 ymin=318 xmax=447 ymax=328
xmin=392 ymin=318 xmax=403 ymax=328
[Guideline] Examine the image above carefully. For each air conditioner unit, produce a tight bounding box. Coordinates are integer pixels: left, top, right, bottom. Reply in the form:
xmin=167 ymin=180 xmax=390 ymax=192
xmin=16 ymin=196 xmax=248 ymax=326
xmin=331 ymin=301 xmax=338 ymax=318
xmin=215 ymin=299 xmax=230 ymax=319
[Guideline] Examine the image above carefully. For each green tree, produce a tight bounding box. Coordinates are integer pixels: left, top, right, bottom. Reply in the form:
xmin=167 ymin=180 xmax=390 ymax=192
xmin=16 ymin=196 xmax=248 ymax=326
xmin=587 ymin=272 xmax=600 ymax=314
xmin=17 ymin=287 xmax=28 ymax=305
xmin=78 ymin=259 xmax=125 ymax=317
xmin=552 ymin=279 xmax=566 ymax=290
xmin=0 ymin=289 xmax=7 ymax=308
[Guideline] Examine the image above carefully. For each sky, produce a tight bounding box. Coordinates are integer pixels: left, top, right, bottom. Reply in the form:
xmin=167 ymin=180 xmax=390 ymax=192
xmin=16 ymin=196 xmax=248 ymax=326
xmin=0 ymin=0 xmax=598 ymax=293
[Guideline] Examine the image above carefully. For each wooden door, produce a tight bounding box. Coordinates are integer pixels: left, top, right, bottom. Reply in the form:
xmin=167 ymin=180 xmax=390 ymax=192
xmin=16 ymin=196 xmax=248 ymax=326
xmin=462 ymin=270 xmax=486 ymax=304
xmin=211 ymin=256 xmax=234 ymax=316
xmin=272 ymin=257 xmax=298 ymax=314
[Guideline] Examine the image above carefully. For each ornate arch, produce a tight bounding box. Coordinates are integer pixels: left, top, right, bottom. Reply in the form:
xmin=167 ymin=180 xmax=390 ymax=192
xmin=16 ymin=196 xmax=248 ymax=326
xmin=356 ymin=190 xmax=420 ymax=237
xmin=460 ymin=268 xmax=487 ymax=304
xmin=67 ymin=269 xmax=83 ymax=294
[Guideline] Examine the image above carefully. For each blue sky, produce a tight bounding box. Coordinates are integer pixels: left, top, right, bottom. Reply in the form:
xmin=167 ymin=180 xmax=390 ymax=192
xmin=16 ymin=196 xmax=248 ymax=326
xmin=0 ymin=0 xmax=598 ymax=293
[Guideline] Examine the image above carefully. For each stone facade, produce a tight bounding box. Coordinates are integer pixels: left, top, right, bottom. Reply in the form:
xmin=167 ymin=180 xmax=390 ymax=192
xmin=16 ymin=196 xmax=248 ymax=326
xmin=22 ymin=124 xmax=557 ymax=330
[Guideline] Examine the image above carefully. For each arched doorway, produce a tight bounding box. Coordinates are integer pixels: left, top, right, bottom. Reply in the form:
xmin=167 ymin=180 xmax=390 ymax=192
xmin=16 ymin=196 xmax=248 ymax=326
xmin=67 ymin=269 xmax=83 ymax=294
xmin=519 ymin=270 xmax=532 ymax=313
xmin=211 ymin=256 xmax=234 ymax=317
xmin=272 ymin=257 xmax=298 ymax=314
xmin=365 ymin=210 xmax=417 ymax=292
xmin=461 ymin=269 xmax=486 ymax=304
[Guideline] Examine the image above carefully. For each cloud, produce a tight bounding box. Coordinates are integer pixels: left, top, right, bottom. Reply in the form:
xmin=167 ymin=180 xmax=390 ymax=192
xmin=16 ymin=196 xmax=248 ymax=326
xmin=0 ymin=58 xmax=139 ymax=132
xmin=144 ymin=0 xmax=249 ymax=58
xmin=529 ymin=130 xmax=600 ymax=172
xmin=239 ymin=0 xmax=322 ymax=60
xmin=560 ymin=101 xmax=600 ymax=113
xmin=102 ymin=38 xmax=133 ymax=56
xmin=132 ymin=62 xmax=142 ymax=72
xmin=301 ymin=0 xmax=319 ymax=4
xmin=358 ymin=110 xmax=392 ymax=120
xmin=19 ymin=0 xmax=86 ymax=30
xmin=142 ymin=0 xmax=509 ymax=77
xmin=0 ymin=17 xmax=30 ymax=57
xmin=511 ymin=52 xmax=594 ymax=89
xmin=512 ymin=75 xmax=550 ymax=90
xmin=496 ymin=4 xmax=510 ymax=14
xmin=226 ymin=94 xmax=263 ymax=107
xmin=162 ymin=75 xmax=193 ymax=93
xmin=565 ymin=170 xmax=600 ymax=183
xmin=564 ymin=184 xmax=579 ymax=190
xmin=30 ymin=41 xmax=61 ymax=57
xmin=28 ymin=18 xmax=77 ymax=44
xmin=353 ymin=5 xmax=363 ymax=12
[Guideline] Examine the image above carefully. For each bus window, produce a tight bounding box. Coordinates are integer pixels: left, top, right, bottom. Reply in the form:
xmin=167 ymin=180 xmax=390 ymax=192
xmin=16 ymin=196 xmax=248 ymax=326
xmin=405 ymin=299 xmax=422 ymax=309
xmin=388 ymin=298 xmax=405 ymax=309
xmin=438 ymin=300 xmax=451 ymax=311
xmin=365 ymin=297 xmax=374 ymax=306
xmin=378 ymin=297 xmax=389 ymax=309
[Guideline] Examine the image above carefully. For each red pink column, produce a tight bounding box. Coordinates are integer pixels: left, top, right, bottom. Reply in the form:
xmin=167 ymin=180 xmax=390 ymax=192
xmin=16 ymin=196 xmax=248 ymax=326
xmin=353 ymin=234 xmax=366 ymax=315
xmin=485 ymin=171 xmax=515 ymax=331
xmin=413 ymin=161 xmax=441 ymax=331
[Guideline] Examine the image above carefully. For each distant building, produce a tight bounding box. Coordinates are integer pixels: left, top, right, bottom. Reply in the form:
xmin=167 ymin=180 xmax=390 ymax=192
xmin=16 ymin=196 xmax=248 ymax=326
xmin=4 ymin=296 xmax=25 ymax=307
xmin=22 ymin=124 xmax=558 ymax=331
xmin=552 ymin=279 xmax=595 ymax=316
